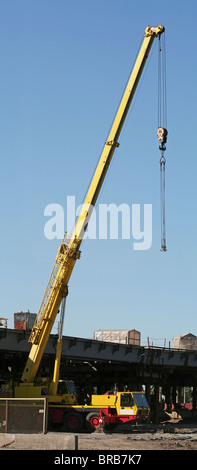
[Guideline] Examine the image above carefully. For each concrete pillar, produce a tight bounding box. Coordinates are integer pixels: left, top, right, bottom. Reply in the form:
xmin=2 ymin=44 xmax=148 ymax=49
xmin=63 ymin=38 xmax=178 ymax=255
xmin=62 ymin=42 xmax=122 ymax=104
xmin=145 ymin=384 xmax=151 ymax=406
xmin=172 ymin=385 xmax=177 ymax=410
xmin=153 ymin=384 xmax=160 ymax=424
xmin=177 ymin=386 xmax=182 ymax=404
xmin=193 ymin=386 xmax=197 ymax=411
xmin=164 ymin=385 xmax=171 ymax=411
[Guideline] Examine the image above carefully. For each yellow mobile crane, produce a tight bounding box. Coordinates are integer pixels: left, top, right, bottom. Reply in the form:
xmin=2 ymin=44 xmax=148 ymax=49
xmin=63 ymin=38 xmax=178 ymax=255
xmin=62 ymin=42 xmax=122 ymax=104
xmin=3 ymin=25 xmax=165 ymax=431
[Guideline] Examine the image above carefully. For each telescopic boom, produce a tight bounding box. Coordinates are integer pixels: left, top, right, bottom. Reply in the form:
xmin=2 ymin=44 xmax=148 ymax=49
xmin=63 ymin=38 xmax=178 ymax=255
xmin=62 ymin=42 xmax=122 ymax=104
xmin=21 ymin=25 xmax=164 ymax=384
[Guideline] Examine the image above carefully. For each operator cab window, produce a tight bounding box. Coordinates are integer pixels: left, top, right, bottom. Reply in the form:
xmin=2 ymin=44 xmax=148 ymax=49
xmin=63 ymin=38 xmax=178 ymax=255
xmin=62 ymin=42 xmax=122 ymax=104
xmin=120 ymin=393 xmax=134 ymax=407
xmin=67 ymin=380 xmax=76 ymax=396
xmin=57 ymin=381 xmax=68 ymax=395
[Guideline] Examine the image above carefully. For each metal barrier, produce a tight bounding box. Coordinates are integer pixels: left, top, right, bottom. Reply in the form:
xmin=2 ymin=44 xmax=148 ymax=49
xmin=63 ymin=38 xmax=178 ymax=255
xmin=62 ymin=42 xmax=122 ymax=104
xmin=0 ymin=398 xmax=47 ymax=433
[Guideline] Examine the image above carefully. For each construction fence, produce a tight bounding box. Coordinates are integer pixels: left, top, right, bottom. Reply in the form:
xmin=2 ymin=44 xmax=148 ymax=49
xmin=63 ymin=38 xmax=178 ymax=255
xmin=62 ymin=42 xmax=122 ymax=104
xmin=0 ymin=398 xmax=48 ymax=434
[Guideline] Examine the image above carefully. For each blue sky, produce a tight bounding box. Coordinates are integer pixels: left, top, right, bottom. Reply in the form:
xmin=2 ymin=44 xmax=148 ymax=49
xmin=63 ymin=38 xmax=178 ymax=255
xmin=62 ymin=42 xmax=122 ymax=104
xmin=0 ymin=0 xmax=197 ymax=346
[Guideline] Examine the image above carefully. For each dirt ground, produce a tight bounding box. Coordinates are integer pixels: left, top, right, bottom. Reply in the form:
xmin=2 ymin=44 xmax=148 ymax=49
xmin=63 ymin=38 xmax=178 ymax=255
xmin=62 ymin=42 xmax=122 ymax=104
xmin=1 ymin=421 xmax=197 ymax=451
xmin=77 ymin=422 xmax=197 ymax=450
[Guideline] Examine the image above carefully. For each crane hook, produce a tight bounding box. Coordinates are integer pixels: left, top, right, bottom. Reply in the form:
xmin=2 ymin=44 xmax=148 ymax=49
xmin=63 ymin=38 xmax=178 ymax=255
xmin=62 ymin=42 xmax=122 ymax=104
xmin=157 ymin=127 xmax=168 ymax=252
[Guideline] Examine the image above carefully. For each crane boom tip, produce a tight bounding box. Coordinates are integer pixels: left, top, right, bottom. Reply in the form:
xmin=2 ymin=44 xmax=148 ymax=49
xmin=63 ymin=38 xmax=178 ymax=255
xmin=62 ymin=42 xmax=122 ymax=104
xmin=145 ymin=25 xmax=165 ymax=37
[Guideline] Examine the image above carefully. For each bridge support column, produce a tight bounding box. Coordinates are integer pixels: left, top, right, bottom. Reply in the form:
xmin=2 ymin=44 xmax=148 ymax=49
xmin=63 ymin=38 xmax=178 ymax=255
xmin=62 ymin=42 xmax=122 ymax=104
xmin=145 ymin=383 xmax=151 ymax=406
xmin=163 ymin=385 xmax=171 ymax=411
xmin=193 ymin=385 xmax=197 ymax=411
xmin=153 ymin=384 xmax=160 ymax=424
xmin=172 ymin=385 xmax=177 ymax=409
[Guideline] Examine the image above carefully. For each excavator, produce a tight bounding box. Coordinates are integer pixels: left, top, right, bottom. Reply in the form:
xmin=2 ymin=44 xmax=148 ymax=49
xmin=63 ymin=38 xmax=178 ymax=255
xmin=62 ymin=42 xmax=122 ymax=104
xmin=1 ymin=25 xmax=167 ymax=432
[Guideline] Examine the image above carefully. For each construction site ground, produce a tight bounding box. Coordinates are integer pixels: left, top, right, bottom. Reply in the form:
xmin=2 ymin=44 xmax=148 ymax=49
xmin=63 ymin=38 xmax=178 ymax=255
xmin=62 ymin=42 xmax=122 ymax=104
xmin=1 ymin=420 xmax=197 ymax=450
xmin=78 ymin=422 xmax=197 ymax=451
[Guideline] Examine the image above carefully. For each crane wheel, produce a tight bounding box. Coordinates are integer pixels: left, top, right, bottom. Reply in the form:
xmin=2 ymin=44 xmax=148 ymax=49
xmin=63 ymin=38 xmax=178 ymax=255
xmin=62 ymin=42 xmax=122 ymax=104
xmin=85 ymin=412 xmax=101 ymax=432
xmin=63 ymin=411 xmax=83 ymax=432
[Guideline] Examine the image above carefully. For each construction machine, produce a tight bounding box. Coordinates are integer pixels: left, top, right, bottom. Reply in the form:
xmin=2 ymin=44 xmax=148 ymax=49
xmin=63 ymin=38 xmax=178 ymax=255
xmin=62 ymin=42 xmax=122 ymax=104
xmin=1 ymin=25 xmax=165 ymax=431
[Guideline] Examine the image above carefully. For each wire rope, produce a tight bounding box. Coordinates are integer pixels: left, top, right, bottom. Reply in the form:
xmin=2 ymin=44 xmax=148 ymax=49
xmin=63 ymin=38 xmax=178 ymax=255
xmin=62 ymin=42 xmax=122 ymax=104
xmin=157 ymin=31 xmax=167 ymax=252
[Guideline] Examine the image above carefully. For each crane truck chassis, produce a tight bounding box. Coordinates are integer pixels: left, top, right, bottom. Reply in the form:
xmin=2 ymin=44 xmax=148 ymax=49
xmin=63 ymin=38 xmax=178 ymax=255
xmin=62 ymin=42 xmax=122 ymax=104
xmin=0 ymin=381 xmax=149 ymax=432
xmin=47 ymin=390 xmax=150 ymax=432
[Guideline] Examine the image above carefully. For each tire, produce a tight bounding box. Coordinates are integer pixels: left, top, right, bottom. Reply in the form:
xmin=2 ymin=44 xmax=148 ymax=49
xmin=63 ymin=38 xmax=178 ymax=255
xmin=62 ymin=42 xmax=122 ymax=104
xmin=63 ymin=411 xmax=83 ymax=432
xmin=85 ymin=412 xmax=101 ymax=432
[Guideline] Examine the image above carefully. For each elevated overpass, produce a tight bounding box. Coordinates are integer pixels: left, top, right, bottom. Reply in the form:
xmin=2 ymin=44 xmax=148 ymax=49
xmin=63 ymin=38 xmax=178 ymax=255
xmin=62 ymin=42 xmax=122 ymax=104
xmin=1 ymin=328 xmax=197 ymax=421
xmin=1 ymin=328 xmax=197 ymax=368
xmin=1 ymin=328 xmax=197 ymax=384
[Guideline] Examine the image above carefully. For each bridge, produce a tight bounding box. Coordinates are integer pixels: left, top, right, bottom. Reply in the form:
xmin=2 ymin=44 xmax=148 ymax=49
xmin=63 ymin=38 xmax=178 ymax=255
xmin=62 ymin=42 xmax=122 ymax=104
xmin=1 ymin=328 xmax=197 ymax=421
